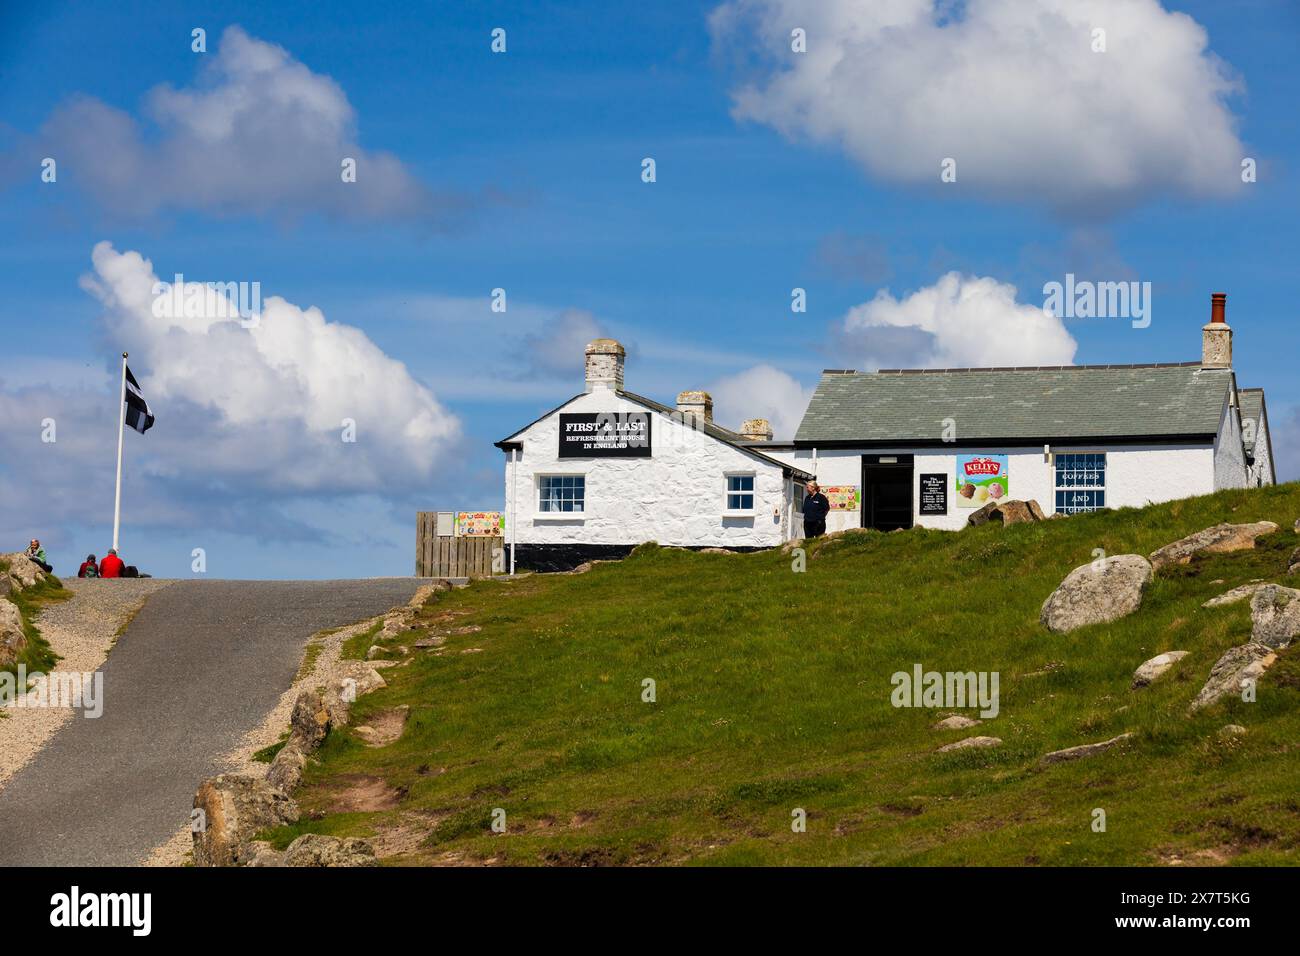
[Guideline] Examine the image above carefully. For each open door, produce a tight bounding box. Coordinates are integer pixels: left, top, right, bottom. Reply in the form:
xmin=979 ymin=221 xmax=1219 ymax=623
xmin=861 ymin=454 xmax=914 ymax=531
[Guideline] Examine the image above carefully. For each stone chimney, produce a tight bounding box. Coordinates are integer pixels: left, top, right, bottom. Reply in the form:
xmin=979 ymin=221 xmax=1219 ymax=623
xmin=740 ymin=418 xmax=773 ymax=441
xmin=585 ymin=338 xmax=625 ymax=391
xmin=676 ymin=390 xmax=713 ymax=425
xmin=1201 ymin=292 xmax=1232 ymax=369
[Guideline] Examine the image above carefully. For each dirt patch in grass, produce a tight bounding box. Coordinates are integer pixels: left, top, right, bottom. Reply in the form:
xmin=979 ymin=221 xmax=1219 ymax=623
xmin=354 ymin=706 xmax=409 ymax=748
xmin=1155 ymin=844 xmax=1241 ymax=866
xmin=324 ymin=774 xmax=404 ymax=813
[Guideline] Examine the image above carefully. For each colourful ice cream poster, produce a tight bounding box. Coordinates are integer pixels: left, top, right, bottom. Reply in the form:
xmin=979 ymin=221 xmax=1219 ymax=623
xmin=456 ymin=511 xmax=506 ymax=536
xmin=823 ymin=485 xmax=861 ymax=511
xmin=954 ymin=455 xmax=1009 ymax=508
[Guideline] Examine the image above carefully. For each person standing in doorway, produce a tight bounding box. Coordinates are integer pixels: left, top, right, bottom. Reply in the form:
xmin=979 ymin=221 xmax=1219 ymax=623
xmin=802 ymin=481 xmax=830 ymax=538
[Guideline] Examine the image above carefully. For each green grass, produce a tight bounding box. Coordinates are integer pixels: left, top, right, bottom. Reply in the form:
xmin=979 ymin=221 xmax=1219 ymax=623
xmin=340 ymin=622 xmax=383 ymax=662
xmin=2 ymin=560 xmax=71 ymax=678
xmin=262 ymin=484 xmax=1300 ymax=866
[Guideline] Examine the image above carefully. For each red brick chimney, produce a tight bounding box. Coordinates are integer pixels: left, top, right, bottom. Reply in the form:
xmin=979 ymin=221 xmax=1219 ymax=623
xmin=1201 ymin=292 xmax=1231 ymax=369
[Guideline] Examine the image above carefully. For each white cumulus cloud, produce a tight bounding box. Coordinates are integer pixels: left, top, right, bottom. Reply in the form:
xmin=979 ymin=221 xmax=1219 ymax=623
xmin=708 ymin=364 xmax=813 ymax=440
xmin=77 ymin=241 xmax=460 ymax=493
xmin=835 ymin=272 xmax=1078 ymax=370
xmin=711 ymin=0 xmax=1247 ymax=215
xmin=6 ymin=26 xmax=462 ymax=225
xmin=0 ymin=241 xmax=463 ymax=551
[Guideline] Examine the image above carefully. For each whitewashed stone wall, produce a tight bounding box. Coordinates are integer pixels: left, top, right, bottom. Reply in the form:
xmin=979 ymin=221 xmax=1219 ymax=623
xmin=504 ymin=388 xmax=793 ymax=548
xmin=1213 ymin=398 xmax=1249 ymax=490
xmin=768 ymin=442 xmax=1220 ymax=533
xmin=1246 ymin=412 xmax=1274 ymax=487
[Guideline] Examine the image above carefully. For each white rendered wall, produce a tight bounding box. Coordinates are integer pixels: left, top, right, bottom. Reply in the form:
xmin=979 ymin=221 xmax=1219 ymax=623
xmin=1213 ymin=399 xmax=1249 ymax=490
xmin=1247 ymin=413 xmax=1275 ymax=487
xmin=504 ymin=387 xmax=791 ymax=548
xmin=769 ymin=443 xmax=1217 ymax=532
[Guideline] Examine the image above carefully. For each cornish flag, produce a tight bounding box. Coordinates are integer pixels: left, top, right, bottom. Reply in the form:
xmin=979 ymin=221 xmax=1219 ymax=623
xmin=124 ymin=365 xmax=155 ymax=434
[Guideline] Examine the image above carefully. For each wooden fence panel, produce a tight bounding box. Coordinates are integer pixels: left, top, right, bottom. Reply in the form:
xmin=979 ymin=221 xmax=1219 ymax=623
xmin=416 ymin=512 xmax=500 ymax=577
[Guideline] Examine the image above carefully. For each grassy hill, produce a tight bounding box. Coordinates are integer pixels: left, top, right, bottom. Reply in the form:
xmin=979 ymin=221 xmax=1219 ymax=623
xmin=0 ymin=559 xmax=67 ymax=679
xmin=265 ymin=484 xmax=1300 ymax=865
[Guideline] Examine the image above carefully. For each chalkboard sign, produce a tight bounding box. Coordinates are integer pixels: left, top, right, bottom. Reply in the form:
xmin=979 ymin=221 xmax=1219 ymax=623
xmin=919 ymin=473 xmax=948 ymax=515
xmin=558 ymin=412 xmax=652 ymax=458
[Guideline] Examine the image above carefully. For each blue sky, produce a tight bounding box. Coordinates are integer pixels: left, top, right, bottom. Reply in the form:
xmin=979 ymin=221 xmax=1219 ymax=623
xmin=2 ymin=0 xmax=1298 ymax=578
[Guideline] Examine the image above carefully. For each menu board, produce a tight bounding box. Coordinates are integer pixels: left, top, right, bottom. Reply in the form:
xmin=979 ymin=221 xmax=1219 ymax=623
xmin=919 ymin=474 xmax=948 ymax=515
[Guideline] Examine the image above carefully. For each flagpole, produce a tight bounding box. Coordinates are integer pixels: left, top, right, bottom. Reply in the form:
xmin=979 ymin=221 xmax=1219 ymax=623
xmin=112 ymin=351 xmax=127 ymax=552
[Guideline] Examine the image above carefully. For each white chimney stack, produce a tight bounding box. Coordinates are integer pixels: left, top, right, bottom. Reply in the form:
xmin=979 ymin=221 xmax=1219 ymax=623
xmin=740 ymin=418 xmax=773 ymax=441
xmin=676 ymin=390 xmax=713 ymax=425
xmin=585 ymin=338 xmax=625 ymax=392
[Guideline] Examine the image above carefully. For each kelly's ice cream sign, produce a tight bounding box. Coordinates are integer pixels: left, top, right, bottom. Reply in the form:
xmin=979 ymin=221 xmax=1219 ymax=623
xmin=955 ymin=454 xmax=1009 ymax=508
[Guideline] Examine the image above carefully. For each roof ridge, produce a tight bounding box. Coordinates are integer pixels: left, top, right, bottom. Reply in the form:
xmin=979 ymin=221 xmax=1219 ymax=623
xmin=862 ymin=360 xmax=1205 ymax=375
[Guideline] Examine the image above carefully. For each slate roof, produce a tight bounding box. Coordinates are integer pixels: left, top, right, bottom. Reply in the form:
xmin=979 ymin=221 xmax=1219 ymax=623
xmin=795 ymin=362 xmax=1235 ymax=445
xmin=497 ymin=390 xmax=814 ymax=479
xmin=1239 ymin=388 xmax=1264 ymax=455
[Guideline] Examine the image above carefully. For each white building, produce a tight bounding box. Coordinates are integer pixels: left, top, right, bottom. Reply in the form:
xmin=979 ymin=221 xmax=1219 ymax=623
xmin=496 ymin=339 xmax=812 ymax=571
xmin=760 ymin=292 xmax=1275 ymax=533
xmin=497 ymin=294 xmax=1274 ymax=569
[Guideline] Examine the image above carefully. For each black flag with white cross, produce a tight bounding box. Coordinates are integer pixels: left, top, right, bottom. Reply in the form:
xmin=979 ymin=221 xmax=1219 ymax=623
xmin=124 ymin=365 xmax=155 ymax=434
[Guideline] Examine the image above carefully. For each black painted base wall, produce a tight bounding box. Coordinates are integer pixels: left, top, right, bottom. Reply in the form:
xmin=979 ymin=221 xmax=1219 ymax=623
xmin=511 ymin=543 xmax=767 ymax=573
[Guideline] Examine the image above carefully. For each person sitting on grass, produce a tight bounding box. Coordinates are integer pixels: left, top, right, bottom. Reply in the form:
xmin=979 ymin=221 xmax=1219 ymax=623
xmin=78 ymin=554 xmax=100 ymax=578
xmin=25 ymin=539 xmax=53 ymax=573
xmin=99 ymin=548 xmax=124 ymax=579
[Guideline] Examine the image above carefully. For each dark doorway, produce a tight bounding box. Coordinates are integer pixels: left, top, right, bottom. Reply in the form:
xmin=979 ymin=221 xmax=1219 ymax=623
xmin=861 ymin=454 xmax=914 ymax=531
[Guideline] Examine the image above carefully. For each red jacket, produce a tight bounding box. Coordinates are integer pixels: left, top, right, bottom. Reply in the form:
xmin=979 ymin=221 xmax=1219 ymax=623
xmin=99 ymin=554 xmax=124 ymax=578
xmin=78 ymin=561 xmax=98 ymax=578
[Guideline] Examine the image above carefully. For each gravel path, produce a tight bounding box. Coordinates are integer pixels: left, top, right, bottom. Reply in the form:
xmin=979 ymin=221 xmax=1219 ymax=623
xmin=0 ymin=578 xmax=426 ymax=867
xmin=0 ymin=578 xmax=172 ymax=790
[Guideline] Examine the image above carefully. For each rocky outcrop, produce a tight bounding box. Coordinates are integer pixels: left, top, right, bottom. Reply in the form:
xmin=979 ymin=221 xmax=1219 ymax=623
xmin=967 ymin=500 xmax=1046 ymax=528
xmin=1249 ymin=584 xmax=1300 ymax=649
xmin=282 ymin=834 xmax=377 ymax=867
xmin=1131 ymin=650 xmax=1189 ymax=688
xmin=937 ymin=735 xmax=1001 ymax=752
xmin=1 ymin=553 xmax=47 ymax=591
xmin=1288 ymin=547 xmax=1300 ymax=576
xmin=1188 ymin=643 xmax=1277 ymax=713
xmin=265 ymin=740 xmax=308 ymax=793
xmin=322 ymin=666 xmax=387 ymax=730
xmin=289 ymin=689 xmax=331 ymax=751
xmin=1040 ymin=733 xmax=1134 ymax=765
xmin=192 ymin=775 xmax=300 ymax=867
xmin=932 ymin=715 xmax=981 ymax=731
xmin=1202 ymin=582 xmax=1268 ymax=608
xmin=1149 ymin=521 xmax=1279 ymax=572
xmin=0 ymin=598 xmax=27 ymax=669
xmin=1040 ymin=555 xmax=1153 ymax=633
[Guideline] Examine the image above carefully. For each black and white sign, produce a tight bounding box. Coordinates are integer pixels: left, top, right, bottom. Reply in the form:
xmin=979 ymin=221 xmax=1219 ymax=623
xmin=919 ymin=473 xmax=948 ymax=515
xmin=558 ymin=412 xmax=652 ymax=458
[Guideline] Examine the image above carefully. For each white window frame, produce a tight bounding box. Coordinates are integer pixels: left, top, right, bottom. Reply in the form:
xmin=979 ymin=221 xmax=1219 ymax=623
xmin=1054 ymin=452 xmax=1107 ymax=515
xmin=535 ymin=473 xmax=586 ymax=518
xmin=724 ymin=470 xmax=757 ymax=516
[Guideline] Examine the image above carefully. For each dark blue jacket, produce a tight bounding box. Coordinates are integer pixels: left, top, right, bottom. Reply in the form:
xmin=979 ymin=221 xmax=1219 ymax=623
xmin=802 ymin=492 xmax=830 ymax=522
